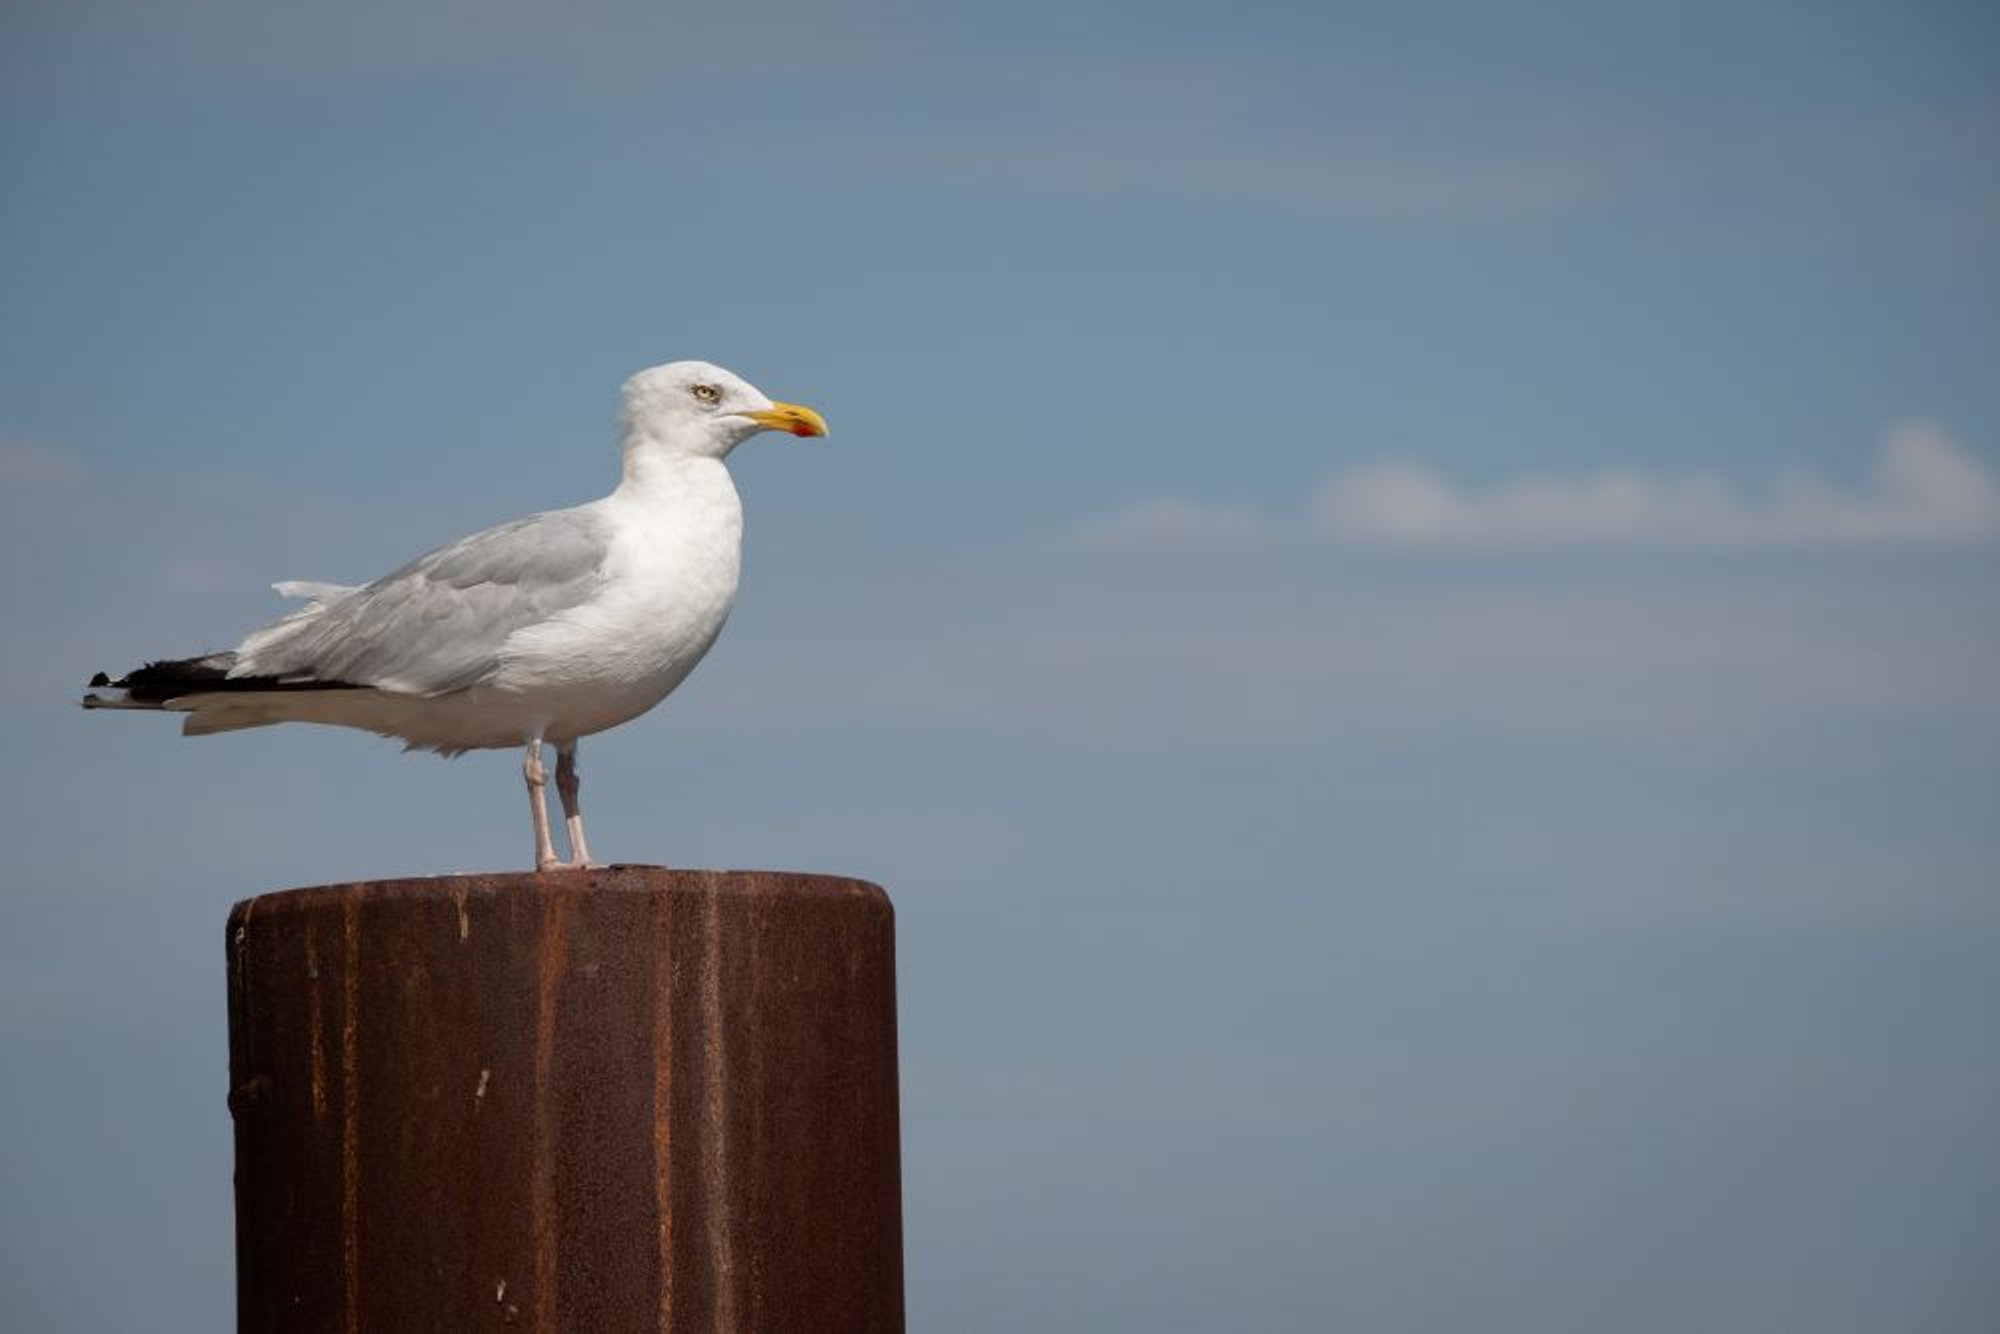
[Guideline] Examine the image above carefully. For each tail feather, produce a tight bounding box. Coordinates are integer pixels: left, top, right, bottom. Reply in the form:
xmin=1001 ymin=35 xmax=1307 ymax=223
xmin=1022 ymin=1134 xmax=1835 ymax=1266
xmin=82 ymin=652 xmax=360 ymax=712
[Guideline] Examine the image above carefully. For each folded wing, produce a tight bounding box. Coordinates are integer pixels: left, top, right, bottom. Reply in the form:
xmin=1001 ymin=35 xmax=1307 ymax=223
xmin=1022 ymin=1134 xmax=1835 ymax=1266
xmin=234 ymin=508 xmax=613 ymax=696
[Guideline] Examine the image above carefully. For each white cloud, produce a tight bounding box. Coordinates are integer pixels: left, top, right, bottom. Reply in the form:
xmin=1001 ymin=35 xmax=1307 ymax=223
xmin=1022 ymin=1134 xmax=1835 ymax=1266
xmin=1074 ymin=497 xmax=1267 ymax=550
xmin=681 ymin=535 xmax=2000 ymax=771
xmin=8 ymin=4 xmax=1620 ymax=222
xmin=1082 ymin=423 xmax=2000 ymax=551
xmin=4 ymin=0 xmax=872 ymax=92
xmin=1317 ymin=422 xmax=2000 ymax=547
xmin=862 ymin=127 xmax=1618 ymax=222
xmin=0 ymin=440 xmax=83 ymax=487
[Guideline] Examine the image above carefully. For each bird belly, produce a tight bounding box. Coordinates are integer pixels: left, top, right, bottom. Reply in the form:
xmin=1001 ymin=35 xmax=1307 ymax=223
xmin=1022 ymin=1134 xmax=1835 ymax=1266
xmin=476 ymin=515 xmax=741 ymax=745
xmin=261 ymin=626 xmax=720 ymax=754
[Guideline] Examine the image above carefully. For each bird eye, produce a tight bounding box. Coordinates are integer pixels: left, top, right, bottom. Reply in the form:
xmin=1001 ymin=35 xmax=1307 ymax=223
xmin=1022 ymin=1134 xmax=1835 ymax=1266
xmin=691 ymin=384 xmax=720 ymax=404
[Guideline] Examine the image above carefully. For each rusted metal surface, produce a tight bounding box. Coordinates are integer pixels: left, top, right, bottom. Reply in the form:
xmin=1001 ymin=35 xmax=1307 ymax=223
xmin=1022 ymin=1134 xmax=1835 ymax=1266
xmin=226 ymin=867 xmax=903 ymax=1333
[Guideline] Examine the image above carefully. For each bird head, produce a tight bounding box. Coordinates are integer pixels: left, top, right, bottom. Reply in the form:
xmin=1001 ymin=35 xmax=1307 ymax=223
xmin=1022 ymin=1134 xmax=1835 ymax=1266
xmin=619 ymin=360 xmax=828 ymax=461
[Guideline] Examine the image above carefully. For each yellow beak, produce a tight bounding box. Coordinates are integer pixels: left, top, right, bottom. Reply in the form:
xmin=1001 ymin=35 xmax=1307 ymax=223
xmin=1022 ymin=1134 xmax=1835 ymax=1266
xmin=744 ymin=402 xmax=829 ymax=438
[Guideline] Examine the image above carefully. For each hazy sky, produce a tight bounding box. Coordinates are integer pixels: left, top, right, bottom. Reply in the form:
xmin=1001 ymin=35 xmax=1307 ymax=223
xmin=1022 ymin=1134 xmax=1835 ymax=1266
xmin=4 ymin=3 xmax=1998 ymax=1330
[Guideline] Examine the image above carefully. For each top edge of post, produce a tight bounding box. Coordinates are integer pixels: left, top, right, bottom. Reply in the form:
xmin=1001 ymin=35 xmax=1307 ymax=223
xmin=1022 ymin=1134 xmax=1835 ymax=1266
xmin=228 ymin=866 xmax=890 ymax=925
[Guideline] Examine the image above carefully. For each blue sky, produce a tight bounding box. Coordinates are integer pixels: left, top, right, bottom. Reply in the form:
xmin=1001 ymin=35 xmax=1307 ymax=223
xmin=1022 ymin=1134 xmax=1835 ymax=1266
xmin=4 ymin=3 xmax=1998 ymax=1330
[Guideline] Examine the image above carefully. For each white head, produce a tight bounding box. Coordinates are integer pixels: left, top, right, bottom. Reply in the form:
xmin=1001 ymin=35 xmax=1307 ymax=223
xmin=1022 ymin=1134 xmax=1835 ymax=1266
xmin=618 ymin=360 xmax=828 ymax=463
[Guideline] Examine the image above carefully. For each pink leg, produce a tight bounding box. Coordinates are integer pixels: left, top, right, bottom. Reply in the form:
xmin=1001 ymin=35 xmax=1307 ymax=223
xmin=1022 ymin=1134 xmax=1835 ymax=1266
xmin=523 ymin=738 xmax=563 ymax=872
xmin=555 ymin=741 xmax=603 ymax=869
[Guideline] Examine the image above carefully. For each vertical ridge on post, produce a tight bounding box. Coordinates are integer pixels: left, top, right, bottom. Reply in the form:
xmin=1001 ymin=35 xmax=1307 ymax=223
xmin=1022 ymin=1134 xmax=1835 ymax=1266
xmin=226 ymin=867 xmax=903 ymax=1333
xmin=650 ymin=885 xmax=678 ymax=1333
xmin=336 ymin=894 xmax=360 ymax=1334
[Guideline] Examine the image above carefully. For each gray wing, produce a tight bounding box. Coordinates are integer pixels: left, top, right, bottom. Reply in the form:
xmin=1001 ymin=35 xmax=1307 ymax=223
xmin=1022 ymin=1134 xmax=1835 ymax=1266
xmin=233 ymin=508 xmax=612 ymax=695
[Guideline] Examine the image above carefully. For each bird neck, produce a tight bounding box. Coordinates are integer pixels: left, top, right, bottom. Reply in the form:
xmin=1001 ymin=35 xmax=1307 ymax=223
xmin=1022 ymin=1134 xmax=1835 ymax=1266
xmin=616 ymin=445 xmax=733 ymax=504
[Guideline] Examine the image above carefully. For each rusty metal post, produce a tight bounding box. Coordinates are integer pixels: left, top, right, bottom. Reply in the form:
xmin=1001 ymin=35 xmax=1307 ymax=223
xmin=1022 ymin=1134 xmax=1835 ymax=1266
xmin=225 ymin=868 xmax=903 ymax=1333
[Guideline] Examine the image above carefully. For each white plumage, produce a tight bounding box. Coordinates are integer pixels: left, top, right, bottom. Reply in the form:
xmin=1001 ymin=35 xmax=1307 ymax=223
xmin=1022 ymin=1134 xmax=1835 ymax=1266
xmin=84 ymin=360 xmax=828 ymax=870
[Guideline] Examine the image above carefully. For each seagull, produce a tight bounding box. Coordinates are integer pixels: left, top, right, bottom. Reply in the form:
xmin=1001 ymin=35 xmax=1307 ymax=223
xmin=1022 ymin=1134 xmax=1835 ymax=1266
xmin=83 ymin=360 xmax=827 ymax=871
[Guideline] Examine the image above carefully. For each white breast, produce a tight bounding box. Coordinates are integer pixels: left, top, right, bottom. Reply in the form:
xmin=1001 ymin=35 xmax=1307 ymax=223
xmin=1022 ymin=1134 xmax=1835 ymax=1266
xmin=486 ymin=458 xmax=744 ymax=741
